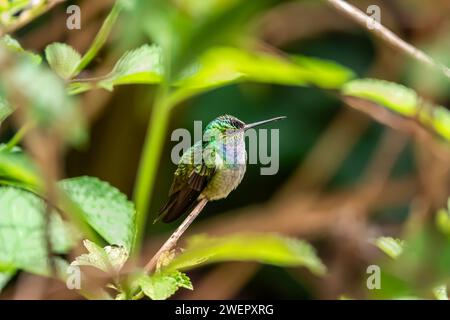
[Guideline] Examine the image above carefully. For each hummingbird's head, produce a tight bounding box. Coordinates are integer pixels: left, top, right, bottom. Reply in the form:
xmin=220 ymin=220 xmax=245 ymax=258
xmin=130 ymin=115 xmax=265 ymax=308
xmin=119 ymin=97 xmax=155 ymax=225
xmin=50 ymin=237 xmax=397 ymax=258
xmin=204 ymin=114 xmax=286 ymax=139
xmin=208 ymin=115 xmax=245 ymax=131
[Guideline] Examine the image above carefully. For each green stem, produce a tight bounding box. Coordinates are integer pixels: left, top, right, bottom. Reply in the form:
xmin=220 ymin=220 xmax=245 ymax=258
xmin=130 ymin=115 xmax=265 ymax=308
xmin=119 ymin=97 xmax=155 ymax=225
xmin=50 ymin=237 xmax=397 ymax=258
xmin=4 ymin=121 xmax=34 ymax=151
xmin=74 ymin=2 xmax=122 ymax=73
xmin=132 ymin=88 xmax=171 ymax=256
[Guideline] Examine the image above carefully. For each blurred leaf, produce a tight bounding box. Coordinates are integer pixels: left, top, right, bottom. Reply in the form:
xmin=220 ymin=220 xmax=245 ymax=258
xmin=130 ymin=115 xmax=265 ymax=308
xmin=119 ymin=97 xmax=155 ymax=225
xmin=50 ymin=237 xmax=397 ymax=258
xmin=342 ymin=78 xmax=450 ymax=141
xmin=433 ymin=285 xmax=448 ymax=300
xmin=45 ymin=43 xmax=82 ymax=80
xmin=429 ymin=106 xmax=450 ymax=141
xmin=71 ymin=239 xmax=129 ymax=274
xmin=67 ymin=82 xmax=94 ymax=96
xmin=375 ymin=237 xmax=405 ymax=259
xmin=1 ymin=55 xmax=87 ymax=145
xmin=176 ymin=47 xmax=354 ymax=97
xmin=99 ymin=45 xmax=163 ymax=91
xmin=406 ymin=34 xmax=450 ymax=102
xmin=164 ymin=233 xmax=326 ymax=276
xmin=0 ymin=147 xmax=42 ymax=192
xmin=342 ymin=79 xmax=418 ymax=116
xmin=0 ymin=95 xmax=12 ymax=122
xmin=0 ymin=267 xmax=16 ymax=293
xmin=128 ymin=0 xmax=273 ymax=79
xmin=59 ymin=176 xmax=137 ymax=251
xmin=138 ymin=270 xmax=193 ymax=300
xmin=436 ymin=207 xmax=450 ymax=237
xmin=0 ymin=35 xmax=42 ymax=64
xmin=0 ymin=187 xmax=78 ymax=276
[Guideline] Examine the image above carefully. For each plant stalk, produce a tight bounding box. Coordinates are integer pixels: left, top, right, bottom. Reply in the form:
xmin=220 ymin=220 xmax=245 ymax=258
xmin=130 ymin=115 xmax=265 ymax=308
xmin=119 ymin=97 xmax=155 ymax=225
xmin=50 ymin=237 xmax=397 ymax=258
xmin=144 ymin=199 xmax=208 ymax=273
xmin=132 ymin=88 xmax=171 ymax=256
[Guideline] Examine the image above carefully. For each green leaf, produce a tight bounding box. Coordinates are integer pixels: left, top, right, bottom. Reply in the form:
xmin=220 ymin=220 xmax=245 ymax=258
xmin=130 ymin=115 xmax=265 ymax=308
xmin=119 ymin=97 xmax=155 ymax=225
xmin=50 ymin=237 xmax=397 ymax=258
xmin=433 ymin=285 xmax=448 ymax=300
xmin=0 ymin=147 xmax=42 ymax=192
xmin=128 ymin=0 xmax=272 ymax=78
xmin=176 ymin=47 xmax=354 ymax=96
xmin=138 ymin=270 xmax=193 ymax=300
xmin=45 ymin=43 xmax=82 ymax=80
xmin=59 ymin=177 xmax=137 ymax=251
xmin=71 ymin=239 xmax=129 ymax=274
xmin=0 ymin=95 xmax=12 ymax=123
xmin=436 ymin=207 xmax=450 ymax=237
xmin=375 ymin=237 xmax=405 ymax=259
xmin=99 ymin=45 xmax=163 ymax=91
xmin=342 ymin=78 xmax=450 ymax=142
xmin=4 ymin=56 xmax=86 ymax=145
xmin=0 ymin=35 xmax=42 ymax=64
xmin=0 ymin=267 xmax=16 ymax=293
xmin=0 ymin=187 xmax=78 ymax=276
xmin=342 ymin=79 xmax=419 ymax=117
xmin=429 ymin=106 xmax=450 ymax=141
xmin=164 ymin=233 xmax=326 ymax=276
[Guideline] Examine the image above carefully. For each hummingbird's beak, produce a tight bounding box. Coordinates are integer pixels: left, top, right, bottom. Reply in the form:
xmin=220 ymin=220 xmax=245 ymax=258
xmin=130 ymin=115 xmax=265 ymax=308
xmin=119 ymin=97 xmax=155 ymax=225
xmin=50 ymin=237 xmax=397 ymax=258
xmin=244 ymin=116 xmax=287 ymax=130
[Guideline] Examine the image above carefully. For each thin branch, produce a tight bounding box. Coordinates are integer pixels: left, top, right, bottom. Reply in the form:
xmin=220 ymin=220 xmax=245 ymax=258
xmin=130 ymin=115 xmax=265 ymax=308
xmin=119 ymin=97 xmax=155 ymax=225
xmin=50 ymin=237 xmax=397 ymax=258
xmin=144 ymin=199 xmax=209 ymax=274
xmin=326 ymin=0 xmax=450 ymax=80
xmin=0 ymin=0 xmax=67 ymax=36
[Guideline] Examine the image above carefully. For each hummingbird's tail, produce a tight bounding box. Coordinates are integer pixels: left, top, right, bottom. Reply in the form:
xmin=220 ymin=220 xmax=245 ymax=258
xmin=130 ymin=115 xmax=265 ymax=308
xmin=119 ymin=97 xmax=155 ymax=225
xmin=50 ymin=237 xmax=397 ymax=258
xmin=155 ymin=188 xmax=201 ymax=223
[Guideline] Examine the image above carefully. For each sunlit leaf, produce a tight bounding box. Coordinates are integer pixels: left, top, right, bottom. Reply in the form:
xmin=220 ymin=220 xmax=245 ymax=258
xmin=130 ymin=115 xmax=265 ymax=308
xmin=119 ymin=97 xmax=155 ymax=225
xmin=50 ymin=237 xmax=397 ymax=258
xmin=59 ymin=177 xmax=137 ymax=251
xmin=164 ymin=233 xmax=326 ymax=276
xmin=0 ymin=267 xmax=16 ymax=293
xmin=176 ymin=47 xmax=354 ymax=96
xmin=342 ymin=78 xmax=450 ymax=141
xmin=138 ymin=270 xmax=193 ymax=300
xmin=67 ymin=82 xmax=94 ymax=95
xmin=0 ymin=147 xmax=42 ymax=192
xmin=0 ymin=187 xmax=78 ymax=276
xmin=175 ymin=0 xmax=241 ymax=18
xmin=98 ymin=45 xmax=163 ymax=91
xmin=342 ymin=79 xmax=419 ymax=117
xmin=375 ymin=237 xmax=405 ymax=259
xmin=71 ymin=239 xmax=129 ymax=274
xmin=429 ymin=106 xmax=450 ymax=141
xmin=45 ymin=43 xmax=82 ymax=80
xmin=433 ymin=285 xmax=448 ymax=300
xmin=436 ymin=207 xmax=450 ymax=237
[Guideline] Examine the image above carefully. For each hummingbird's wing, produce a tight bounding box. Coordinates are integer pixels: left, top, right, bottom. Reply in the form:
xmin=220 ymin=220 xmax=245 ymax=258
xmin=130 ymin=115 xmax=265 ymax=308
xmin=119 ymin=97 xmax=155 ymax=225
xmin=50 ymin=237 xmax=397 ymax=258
xmin=156 ymin=143 xmax=215 ymax=223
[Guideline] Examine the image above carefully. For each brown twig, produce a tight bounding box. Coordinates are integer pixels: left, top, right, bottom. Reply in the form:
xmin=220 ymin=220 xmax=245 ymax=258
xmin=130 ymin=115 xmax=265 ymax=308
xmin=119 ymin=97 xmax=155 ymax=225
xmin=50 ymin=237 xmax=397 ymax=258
xmin=326 ymin=0 xmax=450 ymax=80
xmin=144 ymin=199 xmax=209 ymax=274
xmin=0 ymin=0 xmax=67 ymax=36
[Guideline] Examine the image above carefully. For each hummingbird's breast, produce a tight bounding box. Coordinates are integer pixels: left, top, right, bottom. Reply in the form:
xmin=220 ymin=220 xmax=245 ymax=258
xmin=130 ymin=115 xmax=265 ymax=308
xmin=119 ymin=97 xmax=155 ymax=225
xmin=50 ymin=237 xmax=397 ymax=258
xmin=201 ymin=164 xmax=246 ymax=200
xmin=201 ymin=136 xmax=247 ymax=201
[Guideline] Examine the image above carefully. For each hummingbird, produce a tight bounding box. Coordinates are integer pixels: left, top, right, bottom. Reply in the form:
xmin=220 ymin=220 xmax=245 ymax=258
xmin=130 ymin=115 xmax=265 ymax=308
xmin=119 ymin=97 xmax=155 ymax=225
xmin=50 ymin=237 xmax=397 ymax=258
xmin=156 ymin=114 xmax=286 ymax=223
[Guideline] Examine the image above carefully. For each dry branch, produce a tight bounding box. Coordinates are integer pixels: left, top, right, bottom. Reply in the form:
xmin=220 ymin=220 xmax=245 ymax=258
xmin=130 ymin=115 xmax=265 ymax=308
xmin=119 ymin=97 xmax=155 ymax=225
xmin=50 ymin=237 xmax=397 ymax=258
xmin=327 ymin=0 xmax=450 ymax=80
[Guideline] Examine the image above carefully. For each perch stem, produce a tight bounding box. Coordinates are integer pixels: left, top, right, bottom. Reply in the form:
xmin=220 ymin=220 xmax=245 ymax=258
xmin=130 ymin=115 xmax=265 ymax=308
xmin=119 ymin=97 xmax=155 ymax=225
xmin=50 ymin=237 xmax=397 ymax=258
xmin=144 ymin=199 xmax=208 ymax=274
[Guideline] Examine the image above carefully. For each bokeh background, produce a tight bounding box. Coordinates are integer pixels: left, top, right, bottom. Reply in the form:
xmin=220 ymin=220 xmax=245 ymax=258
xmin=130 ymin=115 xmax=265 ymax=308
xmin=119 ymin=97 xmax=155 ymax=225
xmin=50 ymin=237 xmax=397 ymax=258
xmin=2 ymin=0 xmax=450 ymax=299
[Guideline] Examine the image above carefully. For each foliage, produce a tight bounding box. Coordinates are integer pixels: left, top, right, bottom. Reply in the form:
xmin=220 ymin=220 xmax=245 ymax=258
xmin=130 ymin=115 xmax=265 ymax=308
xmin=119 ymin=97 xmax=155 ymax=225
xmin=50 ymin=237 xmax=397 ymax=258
xmin=375 ymin=237 xmax=405 ymax=259
xmin=137 ymin=271 xmax=193 ymax=300
xmin=0 ymin=0 xmax=449 ymax=300
xmin=163 ymin=233 xmax=326 ymax=276
xmin=342 ymin=79 xmax=450 ymax=141
xmin=71 ymin=240 xmax=128 ymax=274
xmin=60 ymin=177 xmax=137 ymax=252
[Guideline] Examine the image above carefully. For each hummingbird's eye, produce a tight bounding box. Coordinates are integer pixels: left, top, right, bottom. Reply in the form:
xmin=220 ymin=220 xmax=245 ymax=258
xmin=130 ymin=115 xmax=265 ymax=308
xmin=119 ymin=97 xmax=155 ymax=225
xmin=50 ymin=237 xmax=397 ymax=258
xmin=228 ymin=118 xmax=244 ymax=129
